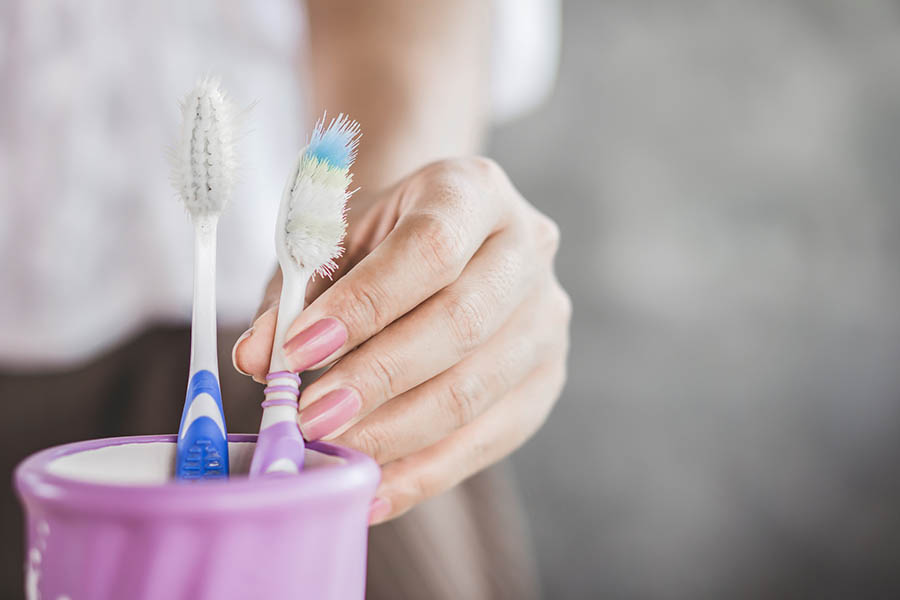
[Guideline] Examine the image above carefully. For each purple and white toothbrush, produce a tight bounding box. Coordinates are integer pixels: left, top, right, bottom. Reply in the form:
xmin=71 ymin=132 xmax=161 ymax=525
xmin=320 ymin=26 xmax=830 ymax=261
xmin=249 ymin=114 xmax=360 ymax=476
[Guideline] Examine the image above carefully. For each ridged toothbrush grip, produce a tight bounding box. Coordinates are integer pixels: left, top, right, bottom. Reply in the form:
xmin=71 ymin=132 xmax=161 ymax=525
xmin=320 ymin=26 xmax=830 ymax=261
xmin=249 ymin=371 xmax=305 ymax=476
xmin=176 ymin=370 xmax=229 ymax=480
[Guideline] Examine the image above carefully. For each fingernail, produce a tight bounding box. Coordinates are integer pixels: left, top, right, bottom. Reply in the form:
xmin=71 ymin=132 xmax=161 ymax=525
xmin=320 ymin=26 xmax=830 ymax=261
xmin=298 ymin=388 xmax=360 ymax=441
xmin=369 ymin=497 xmax=392 ymax=525
xmin=231 ymin=327 xmax=254 ymax=376
xmin=283 ymin=318 xmax=347 ymax=371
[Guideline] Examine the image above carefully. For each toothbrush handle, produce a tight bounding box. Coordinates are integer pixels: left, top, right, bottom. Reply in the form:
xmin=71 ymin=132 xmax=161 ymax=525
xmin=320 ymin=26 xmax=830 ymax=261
xmin=249 ymin=371 xmax=305 ymax=476
xmin=176 ymin=370 xmax=229 ymax=480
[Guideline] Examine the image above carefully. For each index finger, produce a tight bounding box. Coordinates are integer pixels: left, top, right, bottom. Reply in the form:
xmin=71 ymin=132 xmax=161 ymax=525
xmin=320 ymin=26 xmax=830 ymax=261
xmin=282 ymin=161 xmax=508 ymax=372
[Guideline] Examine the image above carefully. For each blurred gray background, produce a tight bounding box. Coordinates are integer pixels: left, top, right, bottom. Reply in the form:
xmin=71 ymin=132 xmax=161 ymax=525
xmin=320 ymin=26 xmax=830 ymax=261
xmin=493 ymin=1 xmax=900 ymax=598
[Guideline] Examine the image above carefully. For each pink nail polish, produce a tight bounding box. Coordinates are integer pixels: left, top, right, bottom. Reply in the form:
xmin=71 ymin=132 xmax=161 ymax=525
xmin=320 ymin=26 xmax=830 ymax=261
xmin=298 ymin=388 xmax=361 ymax=441
xmin=283 ymin=318 xmax=347 ymax=371
xmin=369 ymin=497 xmax=392 ymax=525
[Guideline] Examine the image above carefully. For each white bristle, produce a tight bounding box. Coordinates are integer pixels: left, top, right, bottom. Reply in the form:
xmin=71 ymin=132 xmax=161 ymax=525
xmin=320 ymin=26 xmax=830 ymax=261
xmin=283 ymin=117 xmax=360 ymax=278
xmin=171 ymin=77 xmax=237 ymax=217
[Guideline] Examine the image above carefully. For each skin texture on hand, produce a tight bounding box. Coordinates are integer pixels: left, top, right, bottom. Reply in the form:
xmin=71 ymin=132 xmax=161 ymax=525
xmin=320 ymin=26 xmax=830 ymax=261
xmin=234 ymin=157 xmax=571 ymax=524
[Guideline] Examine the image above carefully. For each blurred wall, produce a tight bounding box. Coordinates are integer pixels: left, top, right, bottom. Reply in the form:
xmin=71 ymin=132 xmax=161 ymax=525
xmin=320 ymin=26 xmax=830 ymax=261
xmin=492 ymin=1 xmax=900 ymax=598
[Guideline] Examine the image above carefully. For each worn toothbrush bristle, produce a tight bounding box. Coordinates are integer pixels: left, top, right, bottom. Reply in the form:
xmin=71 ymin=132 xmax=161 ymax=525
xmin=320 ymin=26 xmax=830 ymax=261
xmin=284 ymin=113 xmax=361 ymax=278
xmin=171 ymin=77 xmax=237 ymax=217
xmin=306 ymin=113 xmax=361 ymax=170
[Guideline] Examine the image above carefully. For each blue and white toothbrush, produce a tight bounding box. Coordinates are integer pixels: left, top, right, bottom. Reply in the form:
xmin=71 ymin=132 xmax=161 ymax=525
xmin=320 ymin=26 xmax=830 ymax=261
xmin=171 ymin=78 xmax=239 ymax=480
xmin=249 ymin=114 xmax=360 ymax=476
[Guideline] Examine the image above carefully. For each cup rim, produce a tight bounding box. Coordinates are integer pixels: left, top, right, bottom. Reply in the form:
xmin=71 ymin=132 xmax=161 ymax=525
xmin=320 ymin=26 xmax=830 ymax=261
xmin=14 ymin=434 xmax=380 ymax=516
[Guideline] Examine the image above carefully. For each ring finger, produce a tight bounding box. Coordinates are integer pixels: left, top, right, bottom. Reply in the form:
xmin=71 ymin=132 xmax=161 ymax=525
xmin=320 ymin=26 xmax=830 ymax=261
xmin=330 ymin=280 xmax=565 ymax=463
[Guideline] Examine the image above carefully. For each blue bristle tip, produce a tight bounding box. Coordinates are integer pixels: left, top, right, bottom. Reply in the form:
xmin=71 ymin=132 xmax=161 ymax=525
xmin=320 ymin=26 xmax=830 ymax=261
xmin=306 ymin=113 xmax=361 ymax=170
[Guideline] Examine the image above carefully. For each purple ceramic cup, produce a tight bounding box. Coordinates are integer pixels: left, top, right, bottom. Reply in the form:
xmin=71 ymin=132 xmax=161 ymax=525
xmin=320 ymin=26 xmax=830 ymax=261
xmin=14 ymin=434 xmax=380 ymax=600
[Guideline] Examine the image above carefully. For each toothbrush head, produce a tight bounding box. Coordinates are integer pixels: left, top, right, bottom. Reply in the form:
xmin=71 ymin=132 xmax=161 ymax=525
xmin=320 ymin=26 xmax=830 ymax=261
xmin=172 ymin=77 xmax=237 ymax=218
xmin=282 ymin=113 xmax=361 ymax=278
xmin=306 ymin=113 xmax=361 ymax=171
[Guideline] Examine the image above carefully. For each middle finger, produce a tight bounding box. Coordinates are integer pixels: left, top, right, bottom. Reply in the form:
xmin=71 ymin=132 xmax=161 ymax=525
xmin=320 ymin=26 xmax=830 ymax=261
xmin=296 ymin=228 xmax=540 ymax=441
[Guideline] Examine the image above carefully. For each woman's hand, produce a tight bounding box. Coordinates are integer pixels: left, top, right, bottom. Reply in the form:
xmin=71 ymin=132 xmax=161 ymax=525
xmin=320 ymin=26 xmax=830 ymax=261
xmin=233 ymin=157 xmax=571 ymax=524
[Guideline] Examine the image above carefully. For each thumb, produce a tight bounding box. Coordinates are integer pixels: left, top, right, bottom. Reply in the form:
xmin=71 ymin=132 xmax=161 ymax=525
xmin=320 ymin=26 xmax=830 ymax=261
xmin=232 ymin=268 xmax=282 ymax=382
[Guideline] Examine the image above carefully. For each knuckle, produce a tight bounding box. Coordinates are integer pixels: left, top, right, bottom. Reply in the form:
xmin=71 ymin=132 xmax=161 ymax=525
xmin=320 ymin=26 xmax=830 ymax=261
xmin=410 ymin=472 xmax=431 ymax=500
xmin=443 ymin=374 xmax=486 ymax=427
xmin=336 ymin=281 xmax=388 ymax=334
xmin=556 ymin=285 xmax=573 ymax=323
xmin=534 ymin=213 xmax=561 ymax=255
xmin=429 ymin=157 xmax=501 ymax=209
xmin=366 ymin=351 xmax=404 ymax=399
xmin=551 ymin=360 xmax=568 ymax=396
xmin=523 ymin=363 xmax=568 ymax=437
xmin=466 ymin=155 xmax=503 ymax=179
xmin=556 ymin=318 xmax=572 ymax=361
xmin=404 ymin=469 xmax=439 ymax=504
xmin=544 ymin=278 xmax=572 ymax=324
xmin=443 ymin=292 xmax=489 ymax=353
xmin=468 ymin=437 xmax=491 ymax=472
xmin=418 ymin=158 xmax=461 ymax=182
xmin=419 ymin=161 xmax=467 ymax=204
xmin=545 ymin=363 xmax=569 ymax=417
xmin=410 ymin=213 xmax=466 ymax=282
xmin=347 ymin=423 xmax=387 ymax=462
xmin=531 ymin=396 xmax=557 ymax=436
xmin=426 ymin=156 xmax=501 ymax=182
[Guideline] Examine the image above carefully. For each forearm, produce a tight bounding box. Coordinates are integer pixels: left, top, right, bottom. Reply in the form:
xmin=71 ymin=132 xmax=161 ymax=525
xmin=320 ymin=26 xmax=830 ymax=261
xmin=306 ymin=0 xmax=491 ymax=194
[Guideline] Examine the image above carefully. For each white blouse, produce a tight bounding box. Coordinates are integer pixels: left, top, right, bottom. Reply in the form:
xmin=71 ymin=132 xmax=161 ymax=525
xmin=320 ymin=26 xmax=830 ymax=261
xmin=0 ymin=0 xmax=559 ymax=367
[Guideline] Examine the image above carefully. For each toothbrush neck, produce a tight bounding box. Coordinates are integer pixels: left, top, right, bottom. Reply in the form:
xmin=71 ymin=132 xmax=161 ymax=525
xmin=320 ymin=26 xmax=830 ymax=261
xmin=268 ymin=268 xmax=310 ymax=374
xmin=190 ymin=215 xmax=219 ymax=377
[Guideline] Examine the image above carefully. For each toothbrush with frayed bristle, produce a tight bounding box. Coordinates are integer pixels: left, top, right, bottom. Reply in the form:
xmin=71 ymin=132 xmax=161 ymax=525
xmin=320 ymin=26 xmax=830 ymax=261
xmin=249 ymin=114 xmax=360 ymax=476
xmin=171 ymin=77 xmax=238 ymax=480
